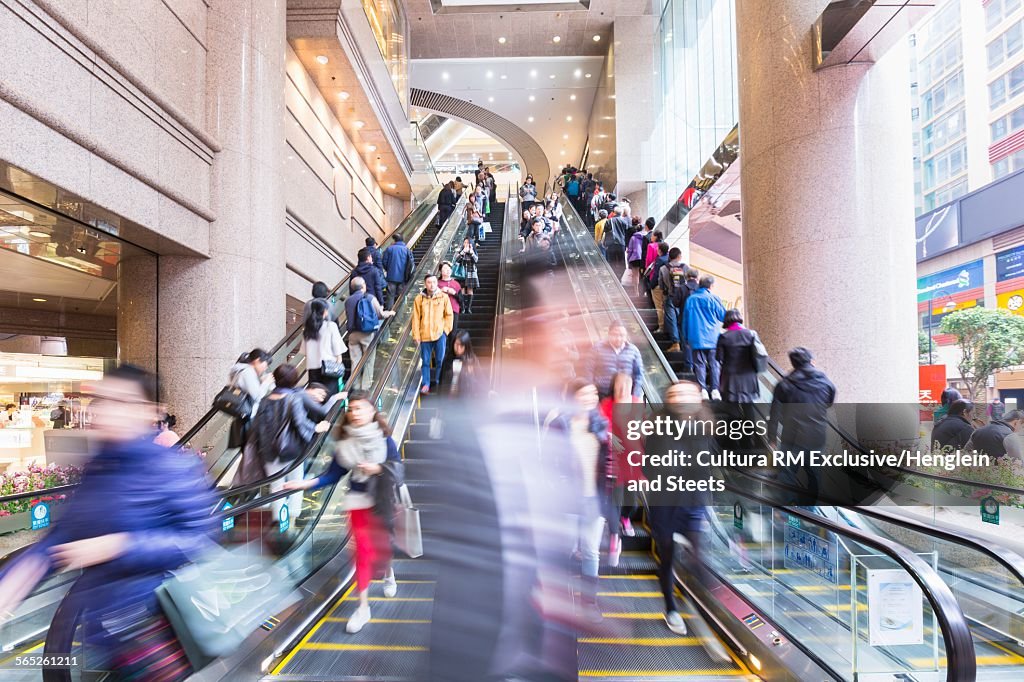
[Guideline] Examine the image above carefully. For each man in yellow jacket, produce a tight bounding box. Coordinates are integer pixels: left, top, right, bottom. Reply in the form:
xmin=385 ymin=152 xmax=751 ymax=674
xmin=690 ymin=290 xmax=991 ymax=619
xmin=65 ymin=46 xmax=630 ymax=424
xmin=412 ymin=274 xmax=454 ymax=394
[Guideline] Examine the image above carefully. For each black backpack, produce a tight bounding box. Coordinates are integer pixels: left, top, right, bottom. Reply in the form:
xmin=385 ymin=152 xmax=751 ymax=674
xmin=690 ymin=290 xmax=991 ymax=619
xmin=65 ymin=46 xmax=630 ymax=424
xmin=261 ymin=395 xmax=304 ymax=463
xmin=667 ymin=264 xmax=688 ymax=306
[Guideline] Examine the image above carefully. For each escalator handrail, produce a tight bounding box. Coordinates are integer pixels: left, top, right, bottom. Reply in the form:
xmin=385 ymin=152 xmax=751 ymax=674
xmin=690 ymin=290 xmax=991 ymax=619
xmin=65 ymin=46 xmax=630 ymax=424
xmin=211 ymin=194 xmax=470 ymax=503
xmin=175 ymin=191 xmax=441 ymax=448
xmin=489 ymin=186 xmax=516 ymax=391
xmin=552 ymin=210 xmax=977 ymax=682
xmin=726 ymin=464 xmax=1024 ymax=598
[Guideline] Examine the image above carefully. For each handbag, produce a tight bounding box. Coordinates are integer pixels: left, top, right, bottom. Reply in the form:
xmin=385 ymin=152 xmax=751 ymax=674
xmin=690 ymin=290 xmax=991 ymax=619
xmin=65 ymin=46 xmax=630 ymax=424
xmin=213 ymin=385 xmax=254 ymax=420
xmin=321 ymin=359 xmax=345 ymax=380
xmin=393 ymin=484 xmax=423 ymax=558
xmin=452 ymin=261 xmax=467 ymax=280
xmin=750 ymin=332 xmax=769 ymax=373
xmin=156 ymin=544 xmax=301 ymax=669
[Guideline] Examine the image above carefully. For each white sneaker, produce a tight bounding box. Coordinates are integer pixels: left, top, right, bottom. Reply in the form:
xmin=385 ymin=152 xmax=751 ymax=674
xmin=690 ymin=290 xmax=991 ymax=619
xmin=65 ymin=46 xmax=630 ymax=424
xmin=711 ymin=389 xmax=721 ymax=401
xmin=608 ymin=534 xmax=621 ymax=568
xmin=701 ymin=389 xmax=710 ymax=400
xmin=665 ymin=610 xmax=688 ymax=635
xmin=346 ymin=605 xmax=371 ymax=633
xmin=382 ymin=571 xmax=397 ymax=598
xmin=621 ymin=517 xmax=635 ymax=537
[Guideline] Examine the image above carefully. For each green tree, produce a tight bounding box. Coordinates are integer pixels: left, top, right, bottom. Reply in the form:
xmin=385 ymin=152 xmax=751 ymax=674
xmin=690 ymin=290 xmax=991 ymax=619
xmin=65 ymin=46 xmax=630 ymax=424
xmin=918 ymin=329 xmax=938 ymax=365
xmin=940 ymin=307 xmax=1024 ymax=400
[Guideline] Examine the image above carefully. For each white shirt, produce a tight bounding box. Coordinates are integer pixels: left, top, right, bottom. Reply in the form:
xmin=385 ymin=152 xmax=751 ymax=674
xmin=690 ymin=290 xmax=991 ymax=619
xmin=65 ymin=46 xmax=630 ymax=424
xmin=303 ymin=320 xmax=346 ymax=370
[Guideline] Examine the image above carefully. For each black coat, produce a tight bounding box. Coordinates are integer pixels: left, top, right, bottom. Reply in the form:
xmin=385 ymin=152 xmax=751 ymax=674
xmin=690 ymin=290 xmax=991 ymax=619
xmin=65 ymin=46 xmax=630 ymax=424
xmin=352 ymin=261 xmax=385 ymax=306
xmin=931 ymin=414 xmax=974 ymax=451
xmin=767 ymin=367 xmax=837 ymax=448
xmin=716 ymin=328 xmax=762 ymax=403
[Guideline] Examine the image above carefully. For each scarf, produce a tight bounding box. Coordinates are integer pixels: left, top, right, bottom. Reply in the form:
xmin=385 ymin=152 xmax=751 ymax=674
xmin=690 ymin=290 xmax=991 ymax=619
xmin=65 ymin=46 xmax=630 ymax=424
xmin=334 ymin=420 xmax=386 ymax=481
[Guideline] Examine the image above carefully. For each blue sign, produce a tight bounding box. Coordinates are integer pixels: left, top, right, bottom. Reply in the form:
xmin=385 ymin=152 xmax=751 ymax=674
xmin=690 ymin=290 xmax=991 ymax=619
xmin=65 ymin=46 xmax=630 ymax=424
xmin=917 ymin=259 xmax=984 ymax=302
xmin=222 ymin=501 xmax=234 ymax=532
xmin=31 ymin=502 xmax=50 ymax=530
xmin=997 ymin=245 xmax=1024 ymax=282
xmin=783 ymin=525 xmax=838 ymax=583
xmin=279 ymin=505 xmax=290 ymax=534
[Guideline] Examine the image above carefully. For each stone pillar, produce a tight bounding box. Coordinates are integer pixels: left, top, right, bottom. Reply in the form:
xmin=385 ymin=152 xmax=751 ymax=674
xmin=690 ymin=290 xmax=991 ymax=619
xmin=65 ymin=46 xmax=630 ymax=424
xmin=158 ymin=0 xmax=287 ymax=426
xmin=737 ymin=1 xmax=918 ymax=402
xmin=117 ymin=253 xmax=158 ymax=373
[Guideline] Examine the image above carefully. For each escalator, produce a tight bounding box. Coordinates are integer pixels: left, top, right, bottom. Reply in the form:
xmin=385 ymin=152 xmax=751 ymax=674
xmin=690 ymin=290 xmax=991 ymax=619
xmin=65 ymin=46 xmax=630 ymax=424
xmin=556 ymin=194 xmax=1024 ymax=679
xmin=0 ymin=192 xmax=472 ymax=680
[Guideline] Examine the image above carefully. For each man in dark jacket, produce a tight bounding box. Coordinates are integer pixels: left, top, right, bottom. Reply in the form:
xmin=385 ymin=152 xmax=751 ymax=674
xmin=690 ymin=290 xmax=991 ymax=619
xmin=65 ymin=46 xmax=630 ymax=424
xmin=767 ymin=347 xmax=837 ymax=503
xmin=965 ymin=409 xmax=1024 ymax=461
xmin=365 ymin=236 xmax=384 ymax=274
xmin=602 ymin=207 xmax=630 ymax=270
xmin=931 ymin=399 xmax=975 ymax=452
xmin=382 ymin=234 xmax=414 ymax=309
xmin=437 ymin=181 xmax=458 ymax=226
xmin=351 ymin=247 xmax=385 ymax=308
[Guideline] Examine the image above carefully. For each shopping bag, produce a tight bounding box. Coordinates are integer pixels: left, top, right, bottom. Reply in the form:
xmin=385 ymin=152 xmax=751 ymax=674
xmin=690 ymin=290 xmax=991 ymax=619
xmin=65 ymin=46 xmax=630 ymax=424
xmin=394 ymin=484 xmax=423 ymax=558
xmin=452 ymin=262 xmax=467 ymax=280
xmin=156 ymin=543 xmax=301 ymax=669
xmin=620 ymin=268 xmax=631 ymax=286
xmin=481 ymin=221 xmax=492 ymax=234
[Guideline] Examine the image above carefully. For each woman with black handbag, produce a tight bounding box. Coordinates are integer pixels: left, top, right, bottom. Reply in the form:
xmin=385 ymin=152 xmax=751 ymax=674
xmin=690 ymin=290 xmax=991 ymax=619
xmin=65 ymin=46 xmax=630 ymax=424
xmin=284 ymin=391 xmax=403 ymax=634
xmin=303 ymin=298 xmax=346 ymax=396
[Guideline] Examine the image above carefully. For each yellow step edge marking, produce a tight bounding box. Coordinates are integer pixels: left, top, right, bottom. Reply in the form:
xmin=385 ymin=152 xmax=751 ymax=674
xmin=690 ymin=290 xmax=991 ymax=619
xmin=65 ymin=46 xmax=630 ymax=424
xmin=272 ymin=582 xmax=356 ymax=674
xmin=341 ymin=597 xmax=434 ymax=602
xmin=908 ymin=655 xmax=1022 ymax=667
xmin=579 ymin=637 xmax=703 ymax=646
xmin=601 ymin=612 xmax=695 ymax=620
xmin=975 ymin=633 xmax=1024 ymax=664
xmin=579 ymin=669 xmax=744 ymax=677
xmin=597 ymin=591 xmax=663 ymax=597
xmin=0 ymin=642 xmax=43 ymax=667
xmin=302 ymin=643 xmax=428 ymax=652
xmin=600 ymin=574 xmax=658 ymax=579
xmin=323 ymin=618 xmax=432 ymax=624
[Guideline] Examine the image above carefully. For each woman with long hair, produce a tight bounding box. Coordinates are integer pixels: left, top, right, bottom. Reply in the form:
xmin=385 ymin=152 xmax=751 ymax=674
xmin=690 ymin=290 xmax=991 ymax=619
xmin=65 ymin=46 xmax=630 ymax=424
xmin=599 ymin=372 xmax=643 ymax=567
xmin=284 ymin=391 xmax=402 ymax=633
xmin=303 ymin=298 xmax=345 ymax=395
xmin=451 ymin=329 xmax=483 ymax=398
xmin=454 ymin=237 xmax=480 ymax=314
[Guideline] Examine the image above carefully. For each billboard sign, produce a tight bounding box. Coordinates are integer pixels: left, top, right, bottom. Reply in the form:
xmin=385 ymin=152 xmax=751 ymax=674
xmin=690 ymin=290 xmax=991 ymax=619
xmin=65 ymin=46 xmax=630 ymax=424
xmin=996 ymin=244 xmax=1024 ymax=282
xmin=916 ymin=259 xmax=984 ymax=302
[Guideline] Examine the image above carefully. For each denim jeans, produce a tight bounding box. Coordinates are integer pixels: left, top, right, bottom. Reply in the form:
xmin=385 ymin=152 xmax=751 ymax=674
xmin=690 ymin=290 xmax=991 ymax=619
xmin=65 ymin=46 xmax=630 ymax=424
xmin=663 ymin=301 xmax=685 ymax=345
xmin=420 ymin=333 xmax=447 ymax=387
xmin=577 ymin=496 xmax=605 ymax=579
xmin=692 ymin=348 xmax=719 ymax=393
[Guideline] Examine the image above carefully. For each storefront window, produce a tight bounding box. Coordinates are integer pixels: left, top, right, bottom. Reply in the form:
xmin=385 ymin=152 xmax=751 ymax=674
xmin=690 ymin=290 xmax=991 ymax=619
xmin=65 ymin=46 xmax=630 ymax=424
xmin=0 ymin=189 xmax=156 ymax=475
xmin=361 ymin=0 xmax=409 ymax=109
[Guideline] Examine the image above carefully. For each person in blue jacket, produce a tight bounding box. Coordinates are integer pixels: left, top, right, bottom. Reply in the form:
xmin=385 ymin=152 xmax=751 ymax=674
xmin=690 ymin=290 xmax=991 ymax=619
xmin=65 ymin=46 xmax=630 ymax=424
xmin=351 ymin=247 xmax=385 ymax=308
xmin=284 ymin=390 xmax=404 ymax=634
xmin=683 ymin=275 xmax=727 ymax=399
xmin=0 ymin=364 xmax=218 ymax=680
xmin=382 ymin=234 xmax=415 ymax=309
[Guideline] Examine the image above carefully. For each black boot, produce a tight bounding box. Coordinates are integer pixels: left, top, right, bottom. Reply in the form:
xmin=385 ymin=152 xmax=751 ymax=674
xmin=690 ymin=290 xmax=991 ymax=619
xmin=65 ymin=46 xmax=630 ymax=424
xmin=465 ymin=294 xmax=474 ymax=314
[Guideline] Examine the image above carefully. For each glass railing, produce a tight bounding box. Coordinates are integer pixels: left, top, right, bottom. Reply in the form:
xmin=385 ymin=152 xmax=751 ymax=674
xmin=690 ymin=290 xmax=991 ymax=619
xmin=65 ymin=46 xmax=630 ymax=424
xmin=178 ymin=189 xmax=441 ymax=482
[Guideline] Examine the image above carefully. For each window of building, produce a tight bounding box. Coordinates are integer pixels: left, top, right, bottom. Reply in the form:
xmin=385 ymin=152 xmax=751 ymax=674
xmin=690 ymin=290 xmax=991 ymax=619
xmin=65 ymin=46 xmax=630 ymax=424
xmin=920 ymin=35 xmax=962 ymax=88
xmin=987 ymin=0 xmax=1023 ymax=31
xmin=922 ymin=69 xmax=964 ymax=121
xmin=923 ymin=140 xmax=968 ymax=190
xmin=992 ymin=76 xmax=1008 ymax=109
xmin=993 ymin=149 xmax=1024 ymax=178
xmin=991 ymin=102 xmax=1024 ymax=141
xmin=989 ymin=19 xmax=1024 ymax=70
xmin=922 ymin=107 xmax=966 ymax=156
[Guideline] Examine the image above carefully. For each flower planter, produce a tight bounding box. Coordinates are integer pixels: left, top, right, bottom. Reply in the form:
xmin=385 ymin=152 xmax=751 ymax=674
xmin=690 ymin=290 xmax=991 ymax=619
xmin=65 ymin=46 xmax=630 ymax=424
xmin=0 ymin=505 xmax=65 ymax=536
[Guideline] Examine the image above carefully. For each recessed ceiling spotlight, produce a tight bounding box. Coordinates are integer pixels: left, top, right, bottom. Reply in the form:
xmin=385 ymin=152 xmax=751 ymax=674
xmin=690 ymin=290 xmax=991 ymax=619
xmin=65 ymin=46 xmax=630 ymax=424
xmin=33 ymin=297 xmax=47 ymax=302
xmin=379 ymin=165 xmax=388 ymax=171
xmin=498 ymin=36 xmax=507 ymax=44
xmin=486 ymin=70 xmax=494 ymax=78
xmin=574 ymin=69 xmax=582 ymax=78
xmin=552 ymin=35 xmax=561 ymax=43
xmin=585 ymin=73 xmax=592 ymax=78
xmin=549 ymin=74 xmax=556 ymax=79
xmin=353 ymin=120 xmax=365 ymax=128
xmin=529 ymin=95 xmax=536 ymax=102
xmin=500 ymin=74 xmax=508 ymax=80
xmin=442 ymin=72 xmax=450 ymax=80
xmin=530 ymin=69 xmax=537 ymax=77
xmin=566 ymin=115 xmax=572 ymax=122
xmin=367 ymin=144 xmax=377 ymax=152
xmin=388 ymin=183 xmax=397 ymax=189
xmin=315 ymin=55 xmax=329 ymax=65
xmin=560 ymin=150 xmax=566 ymax=155
xmin=593 ymin=34 xmax=601 ymax=42
xmin=570 ymin=94 xmax=577 ymax=101
xmin=488 ymin=96 xmax=494 ymax=102
xmin=563 ymin=134 xmax=569 ymax=139
xmin=338 ymin=91 xmax=350 ymax=101
xmin=528 ymin=116 xmax=535 ymax=122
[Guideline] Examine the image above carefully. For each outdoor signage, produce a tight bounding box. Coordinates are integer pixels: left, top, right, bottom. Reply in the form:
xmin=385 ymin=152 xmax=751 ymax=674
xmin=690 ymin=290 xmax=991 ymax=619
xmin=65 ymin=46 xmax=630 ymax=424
xmin=997 ymin=288 xmax=1024 ymax=317
xmin=916 ymin=259 xmax=984 ymax=302
xmin=918 ymin=365 xmax=946 ymax=404
xmin=996 ymin=244 xmax=1024 ymax=282
xmin=916 ymin=204 xmax=959 ymax=261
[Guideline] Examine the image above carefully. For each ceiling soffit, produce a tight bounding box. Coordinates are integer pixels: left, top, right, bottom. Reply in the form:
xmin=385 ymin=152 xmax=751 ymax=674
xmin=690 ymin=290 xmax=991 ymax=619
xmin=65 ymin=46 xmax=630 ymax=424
xmin=410 ymin=88 xmax=549 ymax=181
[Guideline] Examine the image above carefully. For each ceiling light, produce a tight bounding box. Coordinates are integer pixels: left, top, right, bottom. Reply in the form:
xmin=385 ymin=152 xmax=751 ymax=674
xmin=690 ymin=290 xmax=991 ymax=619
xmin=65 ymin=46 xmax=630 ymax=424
xmin=560 ymin=150 xmax=566 ymax=156
xmin=498 ymin=36 xmax=507 ymax=44
xmin=570 ymin=94 xmax=577 ymax=101
xmin=563 ymin=134 xmax=569 ymax=139
xmin=32 ymin=297 xmax=47 ymax=302
xmin=529 ymin=95 xmax=536 ymax=102
xmin=353 ymin=120 xmax=365 ymax=128
xmin=552 ymin=35 xmax=561 ymax=43
xmin=574 ymin=69 xmax=582 ymax=78
xmin=585 ymin=73 xmax=592 ymax=78
xmin=500 ymin=74 xmax=508 ymax=80
xmin=566 ymin=115 xmax=572 ymax=122
xmin=486 ymin=70 xmax=494 ymax=78
xmin=366 ymin=144 xmax=377 ymax=152
xmin=528 ymin=116 xmax=534 ymax=122
xmin=338 ymin=91 xmax=350 ymax=101
xmin=28 ymin=230 xmax=49 ymax=238
xmin=379 ymin=165 xmax=388 ymax=171
xmin=315 ymin=55 xmax=329 ymax=65
xmin=442 ymin=72 xmax=450 ymax=80
xmin=530 ymin=70 xmax=537 ymax=77
xmin=488 ymin=96 xmax=494 ymax=102
xmin=549 ymin=74 xmax=556 ymax=79
xmin=388 ymin=183 xmax=397 ymax=189
xmin=593 ymin=34 xmax=602 ymax=42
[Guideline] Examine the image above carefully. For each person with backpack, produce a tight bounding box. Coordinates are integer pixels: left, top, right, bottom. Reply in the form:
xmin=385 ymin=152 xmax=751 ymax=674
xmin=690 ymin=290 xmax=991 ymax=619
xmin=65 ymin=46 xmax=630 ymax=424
xmin=345 ymin=276 xmax=396 ymax=391
xmin=253 ymin=363 xmax=331 ymax=526
xmin=648 ymin=242 xmax=670 ymax=332
xmin=716 ymin=309 xmax=766 ymax=451
xmin=412 ymin=274 xmax=454 ymax=394
xmin=284 ymin=391 xmax=404 ymax=633
xmin=382 ymin=234 xmax=415 ymax=309
xmin=602 ymin=207 xmax=630 ymax=271
xmin=626 ymin=222 xmax=649 ymax=296
xmin=437 ymin=181 xmax=458 ymax=227
xmin=303 ymin=298 xmax=346 ymax=396
xmin=224 ymin=348 xmax=273 ymax=448
xmin=566 ymin=174 xmax=580 ymax=206
xmin=437 ymin=261 xmax=464 ymax=368
xmin=659 ymin=250 xmax=691 ymax=354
